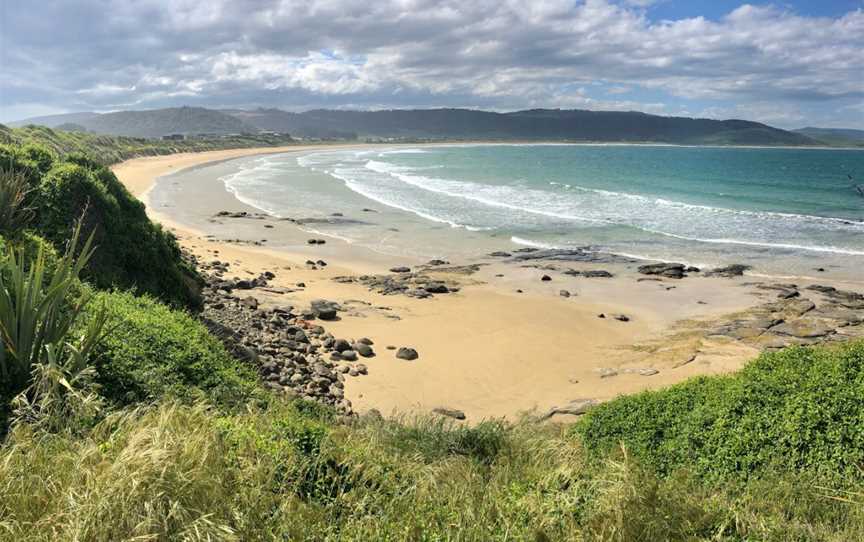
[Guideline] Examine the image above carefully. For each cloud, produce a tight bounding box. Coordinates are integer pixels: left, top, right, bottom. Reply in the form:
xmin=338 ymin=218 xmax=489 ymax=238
xmin=0 ymin=0 xmax=862 ymax=127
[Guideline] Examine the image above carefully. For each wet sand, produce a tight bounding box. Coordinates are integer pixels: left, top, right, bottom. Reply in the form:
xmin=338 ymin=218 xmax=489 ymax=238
xmin=112 ymin=146 xmax=810 ymax=422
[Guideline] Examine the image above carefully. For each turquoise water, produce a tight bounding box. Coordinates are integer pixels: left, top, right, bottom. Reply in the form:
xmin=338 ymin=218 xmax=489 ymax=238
xmin=217 ymin=144 xmax=864 ymax=278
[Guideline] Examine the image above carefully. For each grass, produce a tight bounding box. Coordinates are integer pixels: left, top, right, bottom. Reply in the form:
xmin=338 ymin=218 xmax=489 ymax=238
xmin=0 ymin=123 xmax=296 ymax=166
xmin=0 ymin=399 xmax=863 ymax=541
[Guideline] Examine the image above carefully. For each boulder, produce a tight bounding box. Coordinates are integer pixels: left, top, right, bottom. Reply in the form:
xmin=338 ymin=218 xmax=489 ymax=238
xmin=396 ymin=347 xmax=419 ymax=361
xmin=637 ymin=263 xmax=686 ymax=279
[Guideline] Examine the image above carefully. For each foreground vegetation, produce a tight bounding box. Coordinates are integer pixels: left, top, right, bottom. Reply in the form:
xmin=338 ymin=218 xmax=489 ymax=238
xmin=1 ymin=139 xmax=863 ymax=540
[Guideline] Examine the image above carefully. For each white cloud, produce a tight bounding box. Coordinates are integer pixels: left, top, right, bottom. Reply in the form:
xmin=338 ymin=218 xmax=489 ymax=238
xmin=1 ymin=0 xmax=862 ymax=127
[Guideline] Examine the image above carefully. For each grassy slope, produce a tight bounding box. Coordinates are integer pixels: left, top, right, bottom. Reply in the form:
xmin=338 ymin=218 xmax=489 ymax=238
xmin=1 ymin=343 xmax=863 ymax=540
xmin=0 ymin=123 xmax=295 ymax=165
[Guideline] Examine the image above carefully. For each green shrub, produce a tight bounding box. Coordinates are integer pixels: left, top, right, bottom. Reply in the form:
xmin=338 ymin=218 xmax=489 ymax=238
xmin=575 ymin=341 xmax=864 ymax=481
xmin=81 ymin=291 xmax=259 ymax=408
xmin=36 ymin=160 xmax=202 ymax=308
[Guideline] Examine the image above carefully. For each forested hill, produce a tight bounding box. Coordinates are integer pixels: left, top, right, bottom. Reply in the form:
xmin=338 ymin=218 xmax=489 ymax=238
xmin=11 ymin=106 xmax=818 ymax=145
xmin=228 ymin=107 xmax=817 ymax=145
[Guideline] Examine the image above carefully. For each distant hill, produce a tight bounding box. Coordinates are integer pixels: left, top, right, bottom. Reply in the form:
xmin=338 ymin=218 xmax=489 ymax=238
xmin=11 ymin=106 xmax=819 ymax=145
xmin=11 ymin=107 xmax=257 ymax=138
xmin=229 ymin=107 xmax=816 ymax=146
xmin=793 ymin=127 xmax=864 ymax=147
xmin=8 ymin=111 xmax=100 ymax=128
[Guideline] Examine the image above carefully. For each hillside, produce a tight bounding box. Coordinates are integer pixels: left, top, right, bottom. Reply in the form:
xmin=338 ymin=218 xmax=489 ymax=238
xmin=12 ymin=106 xmax=818 ymax=145
xmin=794 ymin=127 xmax=864 ymax=147
xmin=0 ymin=123 xmax=295 ymax=165
xmin=11 ymin=107 xmax=259 ymax=138
xmin=229 ymin=107 xmax=818 ymax=145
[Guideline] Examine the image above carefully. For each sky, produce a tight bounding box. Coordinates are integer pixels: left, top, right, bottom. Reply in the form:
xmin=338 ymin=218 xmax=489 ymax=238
xmin=1 ymin=0 xmax=862 ymax=129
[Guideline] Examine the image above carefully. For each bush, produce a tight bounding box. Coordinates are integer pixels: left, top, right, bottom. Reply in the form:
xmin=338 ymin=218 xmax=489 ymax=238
xmin=575 ymin=341 xmax=864 ymax=481
xmin=2 ymin=400 xmax=863 ymax=541
xmin=81 ymin=291 xmax=260 ymax=408
xmin=36 ymin=159 xmax=202 ymax=308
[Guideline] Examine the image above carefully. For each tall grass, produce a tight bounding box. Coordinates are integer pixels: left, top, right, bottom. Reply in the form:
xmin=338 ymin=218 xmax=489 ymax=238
xmin=0 ymin=168 xmax=34 ymax=234
xmin=1 ymin=400 xmax=863 ymax=541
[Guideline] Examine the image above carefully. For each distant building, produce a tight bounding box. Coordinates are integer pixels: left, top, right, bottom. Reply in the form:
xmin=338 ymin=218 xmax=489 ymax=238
xmin=161 ymin=134 xmax=185 ymax=141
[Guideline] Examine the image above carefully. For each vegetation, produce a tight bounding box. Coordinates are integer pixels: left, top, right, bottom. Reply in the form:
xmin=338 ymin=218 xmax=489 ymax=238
xmin=0 ymin=122 xmax=295 ymax=166
xmin=577 ymin=341 xmax=864 ymax=482
xmin=82 ymin=290 xmax=260 ymax=408
xmin=0 ymin=142 xmax=201 ymax=307
xmin=1 ymin=136 xmax=863 ymax=539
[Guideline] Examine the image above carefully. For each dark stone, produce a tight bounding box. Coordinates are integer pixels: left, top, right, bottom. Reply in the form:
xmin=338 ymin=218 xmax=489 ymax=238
xmin=707 ymin=264 xmax=751 ymax=278
xmin=637 ymin=263 xmax=686 ymax=279
xmin=389 ymin=266 xmax=411 ymax=273
xmin=396 ymin=347 xmax=419 ymax=361
xmin=433 ymin=408 xmax=466 ymax=420
xmin=489 ymin=251 xmax=511 ymax=257
xmin=559 ymin=290 xmax=571 ymax=298
xmin=541 ymin=275 xmax=552 ymax=281
xmin=424 ymin=283 xmax=449 ymax=294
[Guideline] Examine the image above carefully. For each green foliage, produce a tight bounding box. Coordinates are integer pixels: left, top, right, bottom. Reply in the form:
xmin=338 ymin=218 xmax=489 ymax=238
xmin=81 ymin=291 xmax=260 ymax=408
xmin=34 ymin=157 xmax=201 ymax=308
xmin=0 ymin=224 xmax=107 ymax=433
xmin=2 ymin=400 xmax=863 ymax=541
xmin=575 ymin=341 xmax=864 ymax=481
xmin=0 ymin=169 xmax=34 ymax=235
xmin=3 ymin=123 xmax=295 ymax=166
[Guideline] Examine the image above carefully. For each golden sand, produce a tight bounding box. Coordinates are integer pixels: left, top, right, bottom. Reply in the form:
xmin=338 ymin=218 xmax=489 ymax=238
xmin=113 ymin=146 xmax=762 ymax=422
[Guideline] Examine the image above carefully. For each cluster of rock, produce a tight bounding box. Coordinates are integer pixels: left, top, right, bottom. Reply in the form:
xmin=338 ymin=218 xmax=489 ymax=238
xmin=332 ymin=268 xmax=460 ymax=299
xmin=709 ymin=283 xmax=864 ymax=349
xmin=636 ymin=262 xmax=752 ymax=280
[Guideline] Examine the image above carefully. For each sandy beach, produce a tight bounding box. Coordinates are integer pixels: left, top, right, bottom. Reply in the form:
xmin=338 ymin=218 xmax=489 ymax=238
xmin=112 ymin=146 xmax=863 ymax=422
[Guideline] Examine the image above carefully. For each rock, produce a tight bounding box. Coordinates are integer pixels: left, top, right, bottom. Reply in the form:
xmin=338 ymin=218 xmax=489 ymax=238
xmin=433 ymin=407 xmax=466 ymax=420
xmin=340 ymin=350 xmax=358 ymax=361
xmin=307 ymin=239 xmax=317 ymax=245
xmin=489 ymin=251 xmax=511 ymax=257
xmin=332 ymin=339 xmax=352 ymax=352
xmin=310 ymin=299 xmax=339 ymax=320
xmin=638 ymin=368 xmax=659 ymax=376
xmin=396 ymin=347 xmax=419 ymax=361
xmin=597 ymin=313 xmax=606 ymax=319
xmin=357 ymin=337 xmax=374 ymax=345
xmin=355 ymin=363 xmax=368 ymax=375
xmin=707 ymin=264 xmax=751 ymax=278
xmin=541 ymin=399 xmax=598 ymax=420
xmin=597 ymin=368 xmax=618 ymax=378
xmin=427 ymin=259 xmax=448 ymax=266
xmin=424 ymin=283 xmax=449 ymax=294
xmin=563 ymin=269 xmax=614 ymax=278
xmin=389 ymin=266 xmax=411 ymax=273
xmin=355 ymin=343 xmax=374 ymax=357
xmin=559 ymin=290 xmax=571 ymax=298
xmin=613 ymin=314 xmax=630 ymax=322
xmin=771 ymin=318 xmax=836 ymax=339
xmin=541 ymin=275 xmax=552 ymax=282
xmin=241 ymin=296 xmax=259 ymax=310
xmin=637 ymin=263 xmax=686 ymax=279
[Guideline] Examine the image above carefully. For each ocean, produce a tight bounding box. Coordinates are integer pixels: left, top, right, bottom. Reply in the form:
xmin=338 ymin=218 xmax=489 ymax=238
xmin=181 ymin=144 xmax=864 ymax=280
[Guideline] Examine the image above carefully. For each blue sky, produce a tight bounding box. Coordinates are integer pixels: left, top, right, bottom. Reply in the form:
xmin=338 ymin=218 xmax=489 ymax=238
xmin=1 ymin=0 xmax=862 ymax=128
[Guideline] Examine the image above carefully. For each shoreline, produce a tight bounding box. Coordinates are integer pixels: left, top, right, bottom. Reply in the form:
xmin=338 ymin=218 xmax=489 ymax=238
xmin=112 ymin=145 xmax=864 ymax=421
